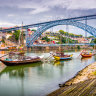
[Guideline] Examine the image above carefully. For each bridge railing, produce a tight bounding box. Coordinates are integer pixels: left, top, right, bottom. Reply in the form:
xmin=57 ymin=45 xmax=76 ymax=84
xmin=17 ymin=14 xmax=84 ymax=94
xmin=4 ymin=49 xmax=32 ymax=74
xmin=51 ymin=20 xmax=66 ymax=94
xmin=30 ymin=43 xmax=96 ymax=47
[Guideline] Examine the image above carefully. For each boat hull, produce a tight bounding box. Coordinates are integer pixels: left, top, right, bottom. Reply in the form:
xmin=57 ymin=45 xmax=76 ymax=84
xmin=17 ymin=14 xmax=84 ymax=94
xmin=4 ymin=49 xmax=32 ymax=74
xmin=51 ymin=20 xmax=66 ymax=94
xmin=53 ymin=55 xmax=73 ymax=61
xmin=81 ymin=54 xmax=92 ymax=58
xmin=0 ymin=58 xmax=41 ymax=66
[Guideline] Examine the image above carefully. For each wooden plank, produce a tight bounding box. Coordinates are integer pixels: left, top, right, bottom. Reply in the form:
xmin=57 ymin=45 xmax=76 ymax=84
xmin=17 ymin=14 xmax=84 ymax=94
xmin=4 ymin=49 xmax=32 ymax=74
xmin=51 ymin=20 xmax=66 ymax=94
xmin=48 ymin=79 xmax=96 ymax=96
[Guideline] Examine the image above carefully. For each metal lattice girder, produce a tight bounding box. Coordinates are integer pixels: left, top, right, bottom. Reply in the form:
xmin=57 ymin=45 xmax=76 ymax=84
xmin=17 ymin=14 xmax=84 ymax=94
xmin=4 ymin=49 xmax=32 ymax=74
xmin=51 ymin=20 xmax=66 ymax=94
xmin=27 ymin=20 xmax=96 ymax=47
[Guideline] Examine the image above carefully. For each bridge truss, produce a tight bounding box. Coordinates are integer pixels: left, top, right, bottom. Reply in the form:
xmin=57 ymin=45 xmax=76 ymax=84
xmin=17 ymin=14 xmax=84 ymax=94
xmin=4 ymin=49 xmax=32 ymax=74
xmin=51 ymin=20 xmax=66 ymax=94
xmin=0 ymin=15 xmax=96 ymax=47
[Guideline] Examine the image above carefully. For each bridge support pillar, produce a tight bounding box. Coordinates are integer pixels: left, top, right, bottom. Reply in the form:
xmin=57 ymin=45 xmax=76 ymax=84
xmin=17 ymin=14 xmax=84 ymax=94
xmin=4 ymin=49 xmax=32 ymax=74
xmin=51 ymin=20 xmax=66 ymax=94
xmin=59 ymin=46 xmax=61 ymax=51
xmin=25 ymin=28 xmax=30 ymax=47
xmin=27 ymin=47 xmax=31 ymax=51
xmin=46 ymin=46 xmax=49 ymax=50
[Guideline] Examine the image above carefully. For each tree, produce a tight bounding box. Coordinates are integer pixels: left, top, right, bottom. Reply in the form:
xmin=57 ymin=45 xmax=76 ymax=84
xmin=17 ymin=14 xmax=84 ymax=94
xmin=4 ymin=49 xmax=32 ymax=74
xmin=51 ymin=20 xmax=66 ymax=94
xmin=94 ymin=38 xmax=96 ymax=43
xmin=77 ymin=45 xmax=80 ymax=49
xmin=1 ymin=38 xmax=5 ymax=43
xmin=31 ymin=29 xmax=36 ymax=32
xmin=13 ymin=30 xmax=20 ymax=41
xmin=88 ymin=36 xmax=95 ymax=38
xmin=7 ymin=31 xmax=12 ymax=33
xmin=69 ymin=33 xmax=74 ymax=37
xmin=59 ymin=30 xmax=64 ymax=35
xmin=42 ymin=36 xmax=50 ymax=42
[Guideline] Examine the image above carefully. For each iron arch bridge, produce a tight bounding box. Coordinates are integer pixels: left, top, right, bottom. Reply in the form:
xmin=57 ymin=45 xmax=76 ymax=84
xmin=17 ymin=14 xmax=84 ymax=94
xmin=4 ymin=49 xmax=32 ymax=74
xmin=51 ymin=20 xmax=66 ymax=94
xmin=0 ymin=15 xmax=96 ymax=47
xmin=27 ymin=20 xmax=96 ymax=47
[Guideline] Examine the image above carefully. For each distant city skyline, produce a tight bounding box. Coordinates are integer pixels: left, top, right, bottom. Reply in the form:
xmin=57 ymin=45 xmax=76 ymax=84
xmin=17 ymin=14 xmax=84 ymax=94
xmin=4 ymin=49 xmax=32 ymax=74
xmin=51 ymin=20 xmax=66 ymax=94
xmin=0 ymin=0 xmax=96 ymax=36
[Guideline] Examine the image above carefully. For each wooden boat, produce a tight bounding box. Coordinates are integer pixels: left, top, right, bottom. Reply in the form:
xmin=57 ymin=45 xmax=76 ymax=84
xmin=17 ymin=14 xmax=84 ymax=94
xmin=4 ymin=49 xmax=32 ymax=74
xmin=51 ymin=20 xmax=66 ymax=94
xmin=53 ymin=55 xmax=73 ymax=60
xmin=53 ymin=52 xmax=73 ymax=61
xmin=0 ymin=57 xmax=41 ymax=66
xmin=81 ymin=52 xmax=92 ymax=58
xmin=9 ymin=51 xmax=25 ymax=55
xmin=0 ymin=47 xmax=8 ymax=51
xmin=7 ymin=46 xmax=17 ymax=50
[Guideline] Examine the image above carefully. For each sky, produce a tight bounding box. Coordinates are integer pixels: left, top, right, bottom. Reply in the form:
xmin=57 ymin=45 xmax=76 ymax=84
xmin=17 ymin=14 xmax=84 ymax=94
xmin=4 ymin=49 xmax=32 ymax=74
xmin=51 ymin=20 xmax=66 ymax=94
xmin=0 ymin=0 xmax=96 ymax=36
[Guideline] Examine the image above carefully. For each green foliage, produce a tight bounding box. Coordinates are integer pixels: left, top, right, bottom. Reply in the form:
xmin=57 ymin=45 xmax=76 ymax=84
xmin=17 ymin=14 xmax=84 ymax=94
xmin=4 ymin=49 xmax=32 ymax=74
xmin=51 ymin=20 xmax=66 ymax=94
xmin=62 ymin=37 xmax=66 ymax=43
xmin=31 ymin=29 xmax=36 ymax=32
xmin=69 ymin=33 xmax=74 ymax=37
xmin=13 ymin=30 xmax=20 ymax=41
xmin=7 ymin=31 xmax=12 ymax=33
xmin=8 ymin=36 xmax=12 ymax=39
xmin=94 ymin=38 xmax=96 ymax=43
xmin=75 ymin=34 xmax=82 ymax=38
xmin=59 ymin=30 xmax=82 ymax=38
xmin=90 ymin=40 xmax=94 ymax=43
xmin=77 ymin=45 xmax=80 ymax=49
xmin=59 ymin=30 xmax=64 ymax=35
xmin=1 ymin=39 xmax=5 ymax=43
xmin=42 ymin=36 xmax=50 ymax=42
xmin=88 ymin=36 xmax=95 ymax=38
xmin=58 ymin=36 xmax=78 ymax=44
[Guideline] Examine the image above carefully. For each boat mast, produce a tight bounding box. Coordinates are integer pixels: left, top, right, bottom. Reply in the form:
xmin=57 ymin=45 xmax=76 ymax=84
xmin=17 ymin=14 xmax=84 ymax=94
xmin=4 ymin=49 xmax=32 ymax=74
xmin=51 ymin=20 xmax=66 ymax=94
xmin=21 ymin=21 xmax=24 ymax=46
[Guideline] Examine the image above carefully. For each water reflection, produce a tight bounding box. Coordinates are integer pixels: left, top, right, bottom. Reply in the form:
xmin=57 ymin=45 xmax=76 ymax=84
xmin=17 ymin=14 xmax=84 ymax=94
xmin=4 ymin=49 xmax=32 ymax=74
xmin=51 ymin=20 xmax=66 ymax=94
xmin=0 ymin=62 xmax=43 ymax=96
xmin=93 ymin=55 xmax=96 ymax=61
xmin=54 ymin=61 xmax=61 ymax=66
xmin=0 ymin=62 xmax=42 ymax=77
xmin=53 ymin=60 xmax=71 ymax=66
xmin=81 ymin=57 xmax=92 ymax=62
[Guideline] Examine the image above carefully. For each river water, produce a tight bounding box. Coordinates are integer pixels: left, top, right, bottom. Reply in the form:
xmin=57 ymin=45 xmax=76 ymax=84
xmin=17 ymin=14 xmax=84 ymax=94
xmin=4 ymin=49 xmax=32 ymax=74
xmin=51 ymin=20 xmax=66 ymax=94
xmin=0 ymin=50 xmax=96 ymax=96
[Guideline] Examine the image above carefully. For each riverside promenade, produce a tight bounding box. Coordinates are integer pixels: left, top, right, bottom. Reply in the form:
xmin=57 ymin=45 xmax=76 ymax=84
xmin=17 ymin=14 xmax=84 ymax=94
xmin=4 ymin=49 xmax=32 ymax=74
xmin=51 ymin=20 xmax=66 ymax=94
xmin=48 ymin=62 xmax=96 ymax=96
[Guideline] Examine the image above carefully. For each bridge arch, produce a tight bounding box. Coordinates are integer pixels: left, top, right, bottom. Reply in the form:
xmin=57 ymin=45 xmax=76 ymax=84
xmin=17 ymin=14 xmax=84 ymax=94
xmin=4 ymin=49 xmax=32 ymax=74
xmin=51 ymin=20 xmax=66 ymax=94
xmin=27 ymin=21 xmax=96 ymax=46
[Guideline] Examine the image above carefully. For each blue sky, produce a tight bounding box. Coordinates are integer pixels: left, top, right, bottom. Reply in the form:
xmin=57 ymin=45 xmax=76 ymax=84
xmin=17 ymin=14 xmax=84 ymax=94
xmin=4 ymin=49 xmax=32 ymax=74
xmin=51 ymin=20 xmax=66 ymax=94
xmin=0 ymin=0 xmax=96 ymax=36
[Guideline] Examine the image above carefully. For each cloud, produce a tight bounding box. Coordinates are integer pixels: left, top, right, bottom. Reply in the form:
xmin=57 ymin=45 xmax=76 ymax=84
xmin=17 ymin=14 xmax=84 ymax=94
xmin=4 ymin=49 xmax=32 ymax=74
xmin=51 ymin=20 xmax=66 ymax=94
xmin=68 ymin=0 xmax=96 ymax=9
xmin=18 ymin=1 xmax=50 ymax=14
xmin=0 ymin=0 xmax=96 ymax=15
xmin=18 ymin=0 xmax=68 ymax=14
xmin=17 ymin=0 xmax=96 ymax=15
xmin=8 ymin=14 xmax=15 ymax=17
xmin=29 ymin=7 xmax=50 ymax=14
xmin=0 ymin=0 xmax=96 ymax=28
xmin=0 ymin=21 xmax=20 ymax=27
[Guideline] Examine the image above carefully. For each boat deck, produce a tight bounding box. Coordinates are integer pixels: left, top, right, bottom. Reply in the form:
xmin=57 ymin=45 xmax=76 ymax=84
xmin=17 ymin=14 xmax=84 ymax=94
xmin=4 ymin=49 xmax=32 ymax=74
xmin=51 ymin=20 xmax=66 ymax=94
xmin=48 ymin=78 xmax=96 ymax=96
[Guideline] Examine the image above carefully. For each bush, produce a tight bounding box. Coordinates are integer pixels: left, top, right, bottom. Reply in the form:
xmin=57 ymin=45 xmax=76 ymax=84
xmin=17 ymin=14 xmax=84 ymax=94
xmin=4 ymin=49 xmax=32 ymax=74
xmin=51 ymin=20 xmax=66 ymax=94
xmin=77 ymin=45 xmax=80 ymax=49
xmin=1 ymin=39 xmax=5 ymax=43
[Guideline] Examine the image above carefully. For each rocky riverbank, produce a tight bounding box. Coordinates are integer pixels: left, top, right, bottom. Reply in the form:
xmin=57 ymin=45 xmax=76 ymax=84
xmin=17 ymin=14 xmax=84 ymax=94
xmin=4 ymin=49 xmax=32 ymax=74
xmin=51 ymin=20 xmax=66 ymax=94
xmin=64 ymin=62 xmax=96 ymax=86
xmin=48 ymin=62 xmax=96 ymax=96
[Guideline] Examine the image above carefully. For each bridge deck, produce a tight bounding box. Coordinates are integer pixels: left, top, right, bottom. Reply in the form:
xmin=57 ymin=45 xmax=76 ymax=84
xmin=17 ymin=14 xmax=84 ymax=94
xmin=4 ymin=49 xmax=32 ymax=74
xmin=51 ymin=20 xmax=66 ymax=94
xmin=30 ymin=43 xmax=96 ymax=47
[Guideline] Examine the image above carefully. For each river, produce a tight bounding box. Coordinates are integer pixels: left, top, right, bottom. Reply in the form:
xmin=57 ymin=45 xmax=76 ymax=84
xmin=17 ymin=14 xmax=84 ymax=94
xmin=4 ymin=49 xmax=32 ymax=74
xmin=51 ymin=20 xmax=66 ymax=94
xmin=0 ymin=50 xmax=96 ymax=96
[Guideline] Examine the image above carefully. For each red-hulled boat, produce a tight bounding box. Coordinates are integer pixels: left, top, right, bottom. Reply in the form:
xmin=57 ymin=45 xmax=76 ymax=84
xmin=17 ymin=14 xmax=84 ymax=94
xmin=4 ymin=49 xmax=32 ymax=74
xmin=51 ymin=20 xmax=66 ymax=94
xmin=81 ymin=52 xmax=92 ymax=58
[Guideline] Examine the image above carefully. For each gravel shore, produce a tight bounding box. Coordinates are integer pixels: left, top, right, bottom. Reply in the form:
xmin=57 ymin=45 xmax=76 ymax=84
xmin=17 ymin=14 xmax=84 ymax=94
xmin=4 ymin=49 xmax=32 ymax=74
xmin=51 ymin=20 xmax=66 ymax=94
xmin=64 ymin=62 xmax=96 ymax=86
xmin=48 ymin=62 xmax=96 ymax=96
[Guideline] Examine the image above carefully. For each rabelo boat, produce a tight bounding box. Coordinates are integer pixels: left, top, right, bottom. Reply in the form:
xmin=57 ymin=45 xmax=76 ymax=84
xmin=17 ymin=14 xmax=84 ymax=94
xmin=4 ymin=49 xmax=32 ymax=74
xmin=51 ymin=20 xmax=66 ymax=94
xmin=52 ymin=52 xmax=73 ymax=61
xmin=0 ymin=52 xmax=41 ymax=66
